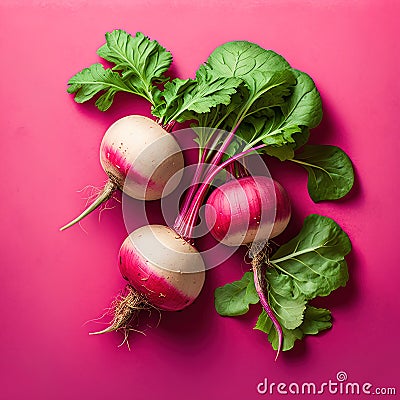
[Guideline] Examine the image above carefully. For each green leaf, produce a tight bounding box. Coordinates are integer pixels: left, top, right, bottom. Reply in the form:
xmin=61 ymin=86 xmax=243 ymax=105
xmin=292 ymin=144 xmax=355 ymax=202
xmin=214 ymin=272 xmax=259 ymax=316
xmin=151 ymin=78 xmax=195 ymax=121
xmin=231 ymin=70 xmax=298 ymax=143
xmin=205 ymin=55 xmax=321 ymax=159
xmin=67 ymin=63 xmax=140 ymax=111
xmin=205 ymin=40 xmax=291 ymax=81
xmin=226 ymin=107 xmax=309 ymax=161
xmin=300 ymin=306 xmax=332 ymax=335
xmin=227 ymin=69 xmax=297 ymax=135
xmin=278 ymin=70 xmax=322 ymax=130
xmin=244 ymin=69 xmax=296 ymax=110
xmin=255 ymin=309 xmax=303 ymax=351
xmin=266 ymin=269 xmax=306 ymax=330
xmin=214 ymin=267 xmax=306 ymax=328
xmin=154 ymin=66 xmax=241 ymax=124
xmin=190 ymin=66 xmax=242 ymax=114
xmin=247 ymin=70 xmax=322 ymax=158
xmin=67 ymin=30 xmax=172 ymax=110
xmin=255 ymin=306 xmax=332 ymax=351
xmin=263 ymin=127 xmax=310 ymax=161
xmin=97 ymin=30 xmax=172 ymax=106
xmin=203 ymin=41 xmax=297 ymax=130
xmin=203 ymin=43 xmax=321 ymax=154
xmin=179 ymin=41 xmax=322 ymax=163
xmin=193 ymin=89 xmax=246 ymax=151
xmin=270 ymin=214 xmax=351 ymax=299
xmin=214 ymin=214 xmax=350 ymax=353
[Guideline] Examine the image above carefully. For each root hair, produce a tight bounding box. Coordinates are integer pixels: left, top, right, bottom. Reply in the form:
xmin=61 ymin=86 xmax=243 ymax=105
xmin=89 ymin=285 xmax=156 ymax=347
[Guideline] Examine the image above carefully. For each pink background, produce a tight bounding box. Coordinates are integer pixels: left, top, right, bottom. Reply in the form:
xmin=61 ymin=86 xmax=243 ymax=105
xmin=1 ymin=1 xmax=399 ymax=399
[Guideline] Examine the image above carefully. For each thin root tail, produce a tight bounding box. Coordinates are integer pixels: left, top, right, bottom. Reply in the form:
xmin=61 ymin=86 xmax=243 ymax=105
xmin=60 ymin=180 xmax=117 ymax=231
xmin=252 ymin=245 xmax=283 ymax=360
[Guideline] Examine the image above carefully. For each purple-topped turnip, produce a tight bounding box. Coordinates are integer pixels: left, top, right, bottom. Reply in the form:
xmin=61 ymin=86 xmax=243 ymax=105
xmin=60 ymin=115 xmax=184 ymax=231
xmin=90 ymin=224 xmax=206 ymax=335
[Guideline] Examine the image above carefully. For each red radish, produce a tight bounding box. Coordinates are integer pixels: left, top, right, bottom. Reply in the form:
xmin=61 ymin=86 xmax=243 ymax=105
xmin=60 ymin=115 xmax=184 ymax=231
xmin=200 ymin=174 xmax=290 ymax=358
xmin=204 ymin=176 xmax=291 ymax=246
xmin=90 ymin=225 xmax=205 ymax=335
xmin=171 ymin=146 xmax=289 ymax=358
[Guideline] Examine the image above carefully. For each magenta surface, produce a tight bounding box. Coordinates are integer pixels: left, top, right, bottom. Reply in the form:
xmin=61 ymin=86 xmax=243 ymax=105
xmin=1 ymin=1 xmax=399 ymax=400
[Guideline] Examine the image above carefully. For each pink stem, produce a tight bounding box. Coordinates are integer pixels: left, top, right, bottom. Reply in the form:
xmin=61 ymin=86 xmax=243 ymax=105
xmin=208 ymin=124 xmax=240 ymax=168
xmin=163 ymin=120 xmax=176 ymax=133
xmin=178 ymin=144 xmax=265 ymax=239
xmin=236 ymin=160 xmax=250 ymax=179
xmin=174 ymin=148 xmax=209 ymax=229
xmin=253 ymin=262 xmax=283 ymax=360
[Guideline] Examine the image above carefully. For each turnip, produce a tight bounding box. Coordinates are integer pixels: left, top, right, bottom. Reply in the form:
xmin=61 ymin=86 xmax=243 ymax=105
xmin=88 ymin=150 xmax=265 ymax=338
xmin=202 ymin=174 xmax=290 ymax=358
xmin=204 ymin=176 xmax=291 ymax=246
xmin=65 ymin=31 xmax=352 ymax=357
xmin=171 ymin=151 xmax=291 ymax=358
xmin=90 ymin=224 xmax=205 ymax=335
xmin=120 ymin=225 xmax=205 ymax=310
xmin=60 ymin=115 xmax=184 ymax=231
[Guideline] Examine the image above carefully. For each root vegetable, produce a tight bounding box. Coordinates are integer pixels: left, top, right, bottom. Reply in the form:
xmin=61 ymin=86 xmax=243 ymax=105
xmin=60 ymin=115 xmax=184 ymax=231
xmin=90 ymin=224 xmax=205 ymax=335
xmin=204 ymin=176 xmax=291 ymax=246
xmin=119 ymin=224 xmax=206 ymax=311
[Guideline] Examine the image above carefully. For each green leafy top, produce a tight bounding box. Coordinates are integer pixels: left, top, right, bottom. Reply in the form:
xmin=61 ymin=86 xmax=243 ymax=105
xmin=165 ymin=40 xmax=351 ymax=202
xmin=68 ymin=30 xmax=173 ymax=110
xmin=152 ymin=65 xmax=242 ymax=124
xmin=189 ymin=41 xmax=353 ymax=201
xmin=174 ymin=40 xmax=352 ymax=202
xmin=214 ymin=214 xmax=351 ymax=352
xmin=193 ymin=42 xmax=322 ymax=157
xmin=67 ymin=32 xmax=354 ymax=202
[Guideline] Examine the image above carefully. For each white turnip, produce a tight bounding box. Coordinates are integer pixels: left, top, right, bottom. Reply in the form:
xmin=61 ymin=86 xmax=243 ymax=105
xmin=60 ymin=115 xmax=184 ymax=231
xmin=90 ymin=224 xmax=205 ymax=335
